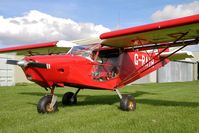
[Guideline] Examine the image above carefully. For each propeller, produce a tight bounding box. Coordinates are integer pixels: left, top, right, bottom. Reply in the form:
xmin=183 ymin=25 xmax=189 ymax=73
xmin=6 ymin=60 xmax=50 ymax=69
xmin=6 ymin=60 xmax=18 ymax=65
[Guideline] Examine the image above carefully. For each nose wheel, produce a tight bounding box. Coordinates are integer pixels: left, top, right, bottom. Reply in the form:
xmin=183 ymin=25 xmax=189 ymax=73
xmin=37 ymin=87 xmax=58 ymax=113
xmin=37 ymin=95 xmax=58 ymax=113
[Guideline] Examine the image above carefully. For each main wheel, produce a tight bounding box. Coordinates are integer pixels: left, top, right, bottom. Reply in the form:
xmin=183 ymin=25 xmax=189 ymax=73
xmin=62 ymin=92 xmax=77 ymax=105
xmin=37 ymin=95 xmax=58 ymax=113
xmin=120 ymin=95 xmax=136 ymax=111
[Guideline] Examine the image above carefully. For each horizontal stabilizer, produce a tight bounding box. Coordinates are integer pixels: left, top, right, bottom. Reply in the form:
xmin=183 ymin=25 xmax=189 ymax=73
xmin=160 ymin=51 xmax=194 ymax=61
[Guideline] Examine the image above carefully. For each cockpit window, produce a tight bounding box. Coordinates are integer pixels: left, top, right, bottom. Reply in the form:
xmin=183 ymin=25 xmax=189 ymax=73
xmin=68 ymin=44 xmax=100 ymax=59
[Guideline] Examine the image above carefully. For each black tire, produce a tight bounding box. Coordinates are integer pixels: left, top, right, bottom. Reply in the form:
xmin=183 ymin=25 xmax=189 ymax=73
xmin=62 ymin=92 xmax=77 ymax=105
xmin=37 ymin=95 xmax=58 ymax=113
xmin=120 ymin=94 xmax=136 ymax=111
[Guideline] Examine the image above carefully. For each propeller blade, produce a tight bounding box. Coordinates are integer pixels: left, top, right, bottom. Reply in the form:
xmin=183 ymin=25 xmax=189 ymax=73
xmin=6 ymin=59 xmax=50 ymax=69
xmin=6 ymin=60 xmax=19 ymax=65
xmin=27 ymin=62 xmax=50 ymax=69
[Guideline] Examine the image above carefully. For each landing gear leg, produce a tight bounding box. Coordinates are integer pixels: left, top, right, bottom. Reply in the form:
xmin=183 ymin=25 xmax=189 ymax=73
xmin=37 ymin=87 xmax=58 ymax=113
xmin=62 ymin=88 xmax=81 ymax=106
xmin=49 ymin=88 xmax=58 ymax=110
xmin=115 ymin=89 xmax=136 ymax=111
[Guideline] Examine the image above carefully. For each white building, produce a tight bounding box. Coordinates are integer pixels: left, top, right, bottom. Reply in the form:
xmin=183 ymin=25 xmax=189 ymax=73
xmin=134 ymin=52 xmax=199 ymax=84
xmin=0 ymin=54 xmax=15 ymax=86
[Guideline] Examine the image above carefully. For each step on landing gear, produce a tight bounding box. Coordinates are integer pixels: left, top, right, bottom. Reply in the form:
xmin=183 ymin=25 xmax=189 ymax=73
xmin=37 ymin=87 xmax=58 ymax=113
xmin=115 ymin=89 xmax=136 ymax=111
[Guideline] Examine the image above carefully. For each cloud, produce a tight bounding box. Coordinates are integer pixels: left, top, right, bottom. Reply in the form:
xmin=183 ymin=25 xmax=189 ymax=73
xmin=151 ymin=1 xmax=199 ymax=21
xmin=0 ymin=10 xmax=110 ymax=46
xmin=151 ymin=1 xmax=199 ymax=52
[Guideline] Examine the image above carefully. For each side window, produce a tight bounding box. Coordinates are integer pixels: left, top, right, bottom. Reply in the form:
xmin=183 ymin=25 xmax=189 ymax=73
xmin=92 ymin=49 xmax=120 ymax=81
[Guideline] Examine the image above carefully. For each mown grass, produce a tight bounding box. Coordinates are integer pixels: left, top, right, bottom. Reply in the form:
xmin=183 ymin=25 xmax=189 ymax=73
xmin=0 ymin=81 xmax=199 ymax=133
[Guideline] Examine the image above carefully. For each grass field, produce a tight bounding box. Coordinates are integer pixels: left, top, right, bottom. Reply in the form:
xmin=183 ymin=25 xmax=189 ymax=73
xmin=0 ymin=81 xmax=199 ymax=133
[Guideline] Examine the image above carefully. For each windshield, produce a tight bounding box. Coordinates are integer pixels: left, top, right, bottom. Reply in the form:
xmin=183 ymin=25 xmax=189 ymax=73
xmin=69 ymin=44 xmax=100 ymax=58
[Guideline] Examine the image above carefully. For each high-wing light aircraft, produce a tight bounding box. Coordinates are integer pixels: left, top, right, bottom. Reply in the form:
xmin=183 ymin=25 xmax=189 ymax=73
xmin=0 ymin=14 xmax=199 ymax=113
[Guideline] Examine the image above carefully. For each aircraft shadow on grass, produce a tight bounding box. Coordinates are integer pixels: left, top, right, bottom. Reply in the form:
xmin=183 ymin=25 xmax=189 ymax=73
xmin=19 ymin=91 xmax=199 ymax=108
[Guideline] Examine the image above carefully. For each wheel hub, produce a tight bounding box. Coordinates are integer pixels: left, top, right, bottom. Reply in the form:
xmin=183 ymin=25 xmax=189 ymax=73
xmin=46 ymin=103 xmax=54 ymax=112
xmin=128 ymin=101 xmax=134 ymax=110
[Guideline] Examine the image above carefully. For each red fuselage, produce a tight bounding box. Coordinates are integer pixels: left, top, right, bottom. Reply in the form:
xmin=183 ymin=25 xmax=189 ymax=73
xmin=22 ymin=47 xmax=169 ymax=90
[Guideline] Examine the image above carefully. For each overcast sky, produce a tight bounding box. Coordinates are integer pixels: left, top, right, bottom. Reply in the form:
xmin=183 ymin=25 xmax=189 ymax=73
xmin=0 ymin=0 xmax=199 ymax=50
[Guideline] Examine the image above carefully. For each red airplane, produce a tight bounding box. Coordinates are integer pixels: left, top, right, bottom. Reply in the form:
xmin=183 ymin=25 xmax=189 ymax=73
xmin=0 ymin=14 xmax=199 ymax=113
